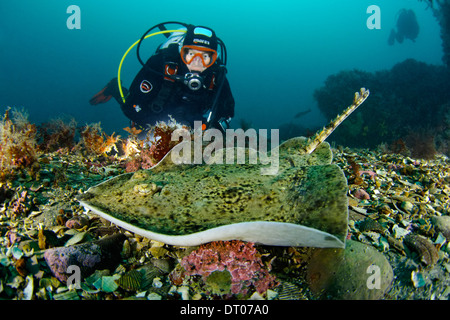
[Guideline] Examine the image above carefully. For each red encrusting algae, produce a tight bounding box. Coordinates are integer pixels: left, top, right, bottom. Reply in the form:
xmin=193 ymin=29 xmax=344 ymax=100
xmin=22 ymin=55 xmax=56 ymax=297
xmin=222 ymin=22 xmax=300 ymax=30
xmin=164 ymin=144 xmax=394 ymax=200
xmin=171 ymin=240 xmax=278 ymax=297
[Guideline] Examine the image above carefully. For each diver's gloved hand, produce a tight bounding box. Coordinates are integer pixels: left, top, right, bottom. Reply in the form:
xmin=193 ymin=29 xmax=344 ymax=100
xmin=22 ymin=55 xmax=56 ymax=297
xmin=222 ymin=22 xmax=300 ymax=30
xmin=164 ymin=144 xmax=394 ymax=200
xmin=89 ymin=78 xmax=121 ymax=105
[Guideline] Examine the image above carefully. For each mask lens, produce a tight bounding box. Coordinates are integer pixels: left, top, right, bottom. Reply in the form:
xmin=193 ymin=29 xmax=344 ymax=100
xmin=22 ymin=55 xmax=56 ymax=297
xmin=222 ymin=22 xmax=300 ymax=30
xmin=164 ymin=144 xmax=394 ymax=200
xmin=193 ymin=27 xmax=213 ymax=38
xmin=185 ymin=52 xmax=209 ymax=66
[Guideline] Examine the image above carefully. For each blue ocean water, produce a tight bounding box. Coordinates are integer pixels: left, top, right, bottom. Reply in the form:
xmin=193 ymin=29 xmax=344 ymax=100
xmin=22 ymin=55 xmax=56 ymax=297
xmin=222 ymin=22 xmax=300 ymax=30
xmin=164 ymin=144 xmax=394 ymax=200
xmin=0 ymin=0 xmax=443 ymax=135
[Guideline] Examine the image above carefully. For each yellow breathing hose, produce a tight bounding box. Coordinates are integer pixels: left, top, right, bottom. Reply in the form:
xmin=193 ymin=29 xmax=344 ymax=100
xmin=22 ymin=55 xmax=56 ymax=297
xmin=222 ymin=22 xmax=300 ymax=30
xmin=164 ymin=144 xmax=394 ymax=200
xmin=117 ymin=29 xmax=187 ymax=103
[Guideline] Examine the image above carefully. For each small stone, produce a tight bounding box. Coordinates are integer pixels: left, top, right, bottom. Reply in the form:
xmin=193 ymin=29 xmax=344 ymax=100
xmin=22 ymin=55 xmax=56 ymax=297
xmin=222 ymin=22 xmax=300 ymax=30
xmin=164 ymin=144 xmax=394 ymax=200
xmin=248 ymin=291 xmax=264 ymax=300
xmin=151 ymin=258 xmax=173 ymax=273
xmin=431 ymin=216 xmax=450 ymax=241
xmin=177 ymin=286 xmax=190 ymax=300
xmin=147 ymin=292 xmax=162 ymax=300
xmin=32 ymin=209 xmax=60 ymax=228
xmin=152 ymin=277 xmax=163 ymax=288
xmin=401 ymin=201 xmax=414 ymax=213
xmin=353 ymin=189 xmax=370 ymax=200
xmin=65 ymin=215 xmax=89 ymax=229
xmin=266 ymin=289 xmax=278 ymax=300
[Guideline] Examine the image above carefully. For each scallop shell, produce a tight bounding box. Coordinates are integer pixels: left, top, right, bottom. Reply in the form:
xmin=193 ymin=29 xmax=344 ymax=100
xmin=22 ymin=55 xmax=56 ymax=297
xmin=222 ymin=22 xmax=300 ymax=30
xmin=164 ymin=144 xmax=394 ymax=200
xmin=404 ymin=234 xmax=439 ymax=267
xmin=116 ymin=269 xmax=143 ymax=291
xmin=277 ymin=282 xmax=303 ymax=300
xmin=53 ymin=290 xmax=80 ymax=300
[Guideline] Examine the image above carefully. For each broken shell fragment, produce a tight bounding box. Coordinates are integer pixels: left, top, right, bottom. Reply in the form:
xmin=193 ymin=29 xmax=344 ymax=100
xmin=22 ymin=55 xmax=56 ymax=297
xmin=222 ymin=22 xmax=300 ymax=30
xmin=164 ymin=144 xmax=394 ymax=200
xmin=411 ymin=270 xmax=426 ymax=288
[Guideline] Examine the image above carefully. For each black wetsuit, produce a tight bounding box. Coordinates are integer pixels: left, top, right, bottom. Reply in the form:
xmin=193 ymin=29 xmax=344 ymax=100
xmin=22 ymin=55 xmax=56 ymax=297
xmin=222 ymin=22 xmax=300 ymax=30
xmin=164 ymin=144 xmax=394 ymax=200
xmin=120 ymin=43 xmax=235 ymax=130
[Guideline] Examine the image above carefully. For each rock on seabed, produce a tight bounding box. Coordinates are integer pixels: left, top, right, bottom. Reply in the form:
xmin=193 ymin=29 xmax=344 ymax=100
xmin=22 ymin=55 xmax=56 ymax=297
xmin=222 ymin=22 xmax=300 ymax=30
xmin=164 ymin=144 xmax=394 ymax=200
xmin=431 ymin=216 xmax=450 ymax=241
xmin=306 ymin=240 xmax=394 ymax=300
xmin=44 ymin=233 xmax=126 ymax=283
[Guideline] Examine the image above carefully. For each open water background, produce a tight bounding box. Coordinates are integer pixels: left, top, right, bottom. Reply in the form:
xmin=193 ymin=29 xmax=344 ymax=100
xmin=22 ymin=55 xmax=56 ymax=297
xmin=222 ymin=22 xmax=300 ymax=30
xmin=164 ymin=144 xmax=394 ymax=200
xmin=0 ymin=0 xmax=443 ymax=134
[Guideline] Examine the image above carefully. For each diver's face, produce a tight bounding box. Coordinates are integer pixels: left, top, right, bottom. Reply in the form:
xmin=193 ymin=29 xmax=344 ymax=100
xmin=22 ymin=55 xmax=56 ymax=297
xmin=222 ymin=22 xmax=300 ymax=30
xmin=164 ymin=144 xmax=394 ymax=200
xmin=184 ymin=49 xmax=212 ymax=72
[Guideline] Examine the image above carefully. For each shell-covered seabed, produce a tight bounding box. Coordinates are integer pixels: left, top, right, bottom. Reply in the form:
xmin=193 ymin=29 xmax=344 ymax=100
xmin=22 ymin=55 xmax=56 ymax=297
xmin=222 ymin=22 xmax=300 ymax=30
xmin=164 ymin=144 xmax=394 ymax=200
xmin=78 ymin=137 xmax=348 ymax=247
xmin=0 ymin=141 xmax=449 ymax=300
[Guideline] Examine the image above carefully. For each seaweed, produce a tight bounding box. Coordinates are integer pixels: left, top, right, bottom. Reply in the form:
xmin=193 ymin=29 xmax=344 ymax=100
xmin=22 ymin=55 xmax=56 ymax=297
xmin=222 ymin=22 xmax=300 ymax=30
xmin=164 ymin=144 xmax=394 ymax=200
xmin=388 ymin=138 xmax=410 ymax=157
xmin=122 ymin=118 xmax=188 ymax=173
xmin=346 ymin=157 xmax=364 ymax=185
xmin=0 ymin=108 xmax=39 ymax=181
xmin=404 ymin=129 xmax=437 ymax=160
xmin=150 ymin=123 xmax=182 ymax=163
xmin=37 ymin=118 xmax=77 ymax=153
xmin=78 ymin=122 xmax=120 ymax=156
xmin=380 ymin=128 xmax=440 ymax=159
xmin=314 ymin=59 xmax=450 ymax=154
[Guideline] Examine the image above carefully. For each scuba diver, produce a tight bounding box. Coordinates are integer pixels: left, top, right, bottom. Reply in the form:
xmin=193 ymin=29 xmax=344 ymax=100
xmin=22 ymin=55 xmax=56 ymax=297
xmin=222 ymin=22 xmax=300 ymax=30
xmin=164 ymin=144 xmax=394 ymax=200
xmin=388 ymin=9 xmax=420 ymax=45
xmin=89 ymin=22 xmax=235 ymax=135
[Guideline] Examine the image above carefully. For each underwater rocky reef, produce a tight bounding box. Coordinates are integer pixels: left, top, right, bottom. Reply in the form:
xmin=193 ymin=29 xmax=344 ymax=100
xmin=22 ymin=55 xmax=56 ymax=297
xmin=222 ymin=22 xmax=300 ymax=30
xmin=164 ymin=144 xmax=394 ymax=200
xmin=313 ymin=58 xmax=450 ymax=158
xmin=421 ymin=0 xmax=450 ymax=67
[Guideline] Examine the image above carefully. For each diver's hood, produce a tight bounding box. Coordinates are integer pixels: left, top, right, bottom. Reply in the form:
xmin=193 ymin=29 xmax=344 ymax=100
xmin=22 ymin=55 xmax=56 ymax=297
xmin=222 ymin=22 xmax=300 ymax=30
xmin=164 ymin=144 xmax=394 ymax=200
xmin=183 ymin=25 xmax=218 ymax=52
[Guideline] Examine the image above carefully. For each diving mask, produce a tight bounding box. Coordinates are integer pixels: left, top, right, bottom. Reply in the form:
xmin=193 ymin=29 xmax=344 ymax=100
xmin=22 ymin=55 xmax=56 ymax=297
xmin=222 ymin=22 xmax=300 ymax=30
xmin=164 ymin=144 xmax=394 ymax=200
xmin=181 ymin=45 xmax=217 ymax=69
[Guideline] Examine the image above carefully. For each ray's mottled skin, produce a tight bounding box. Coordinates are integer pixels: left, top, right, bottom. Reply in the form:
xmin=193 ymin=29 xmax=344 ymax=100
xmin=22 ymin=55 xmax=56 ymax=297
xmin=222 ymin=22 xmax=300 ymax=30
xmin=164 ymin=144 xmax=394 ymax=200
xmin=77 ymin=87 xmax=370 ymax=248
xmin=301 ymin=88 xmax=370 ymax=155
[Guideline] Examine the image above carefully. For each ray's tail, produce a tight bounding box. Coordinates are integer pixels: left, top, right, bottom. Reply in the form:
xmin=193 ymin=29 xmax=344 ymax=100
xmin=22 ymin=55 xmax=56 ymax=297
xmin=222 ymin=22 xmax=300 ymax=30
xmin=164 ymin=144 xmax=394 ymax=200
xmin=301 ymin=88 xmax=370 ymax=155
